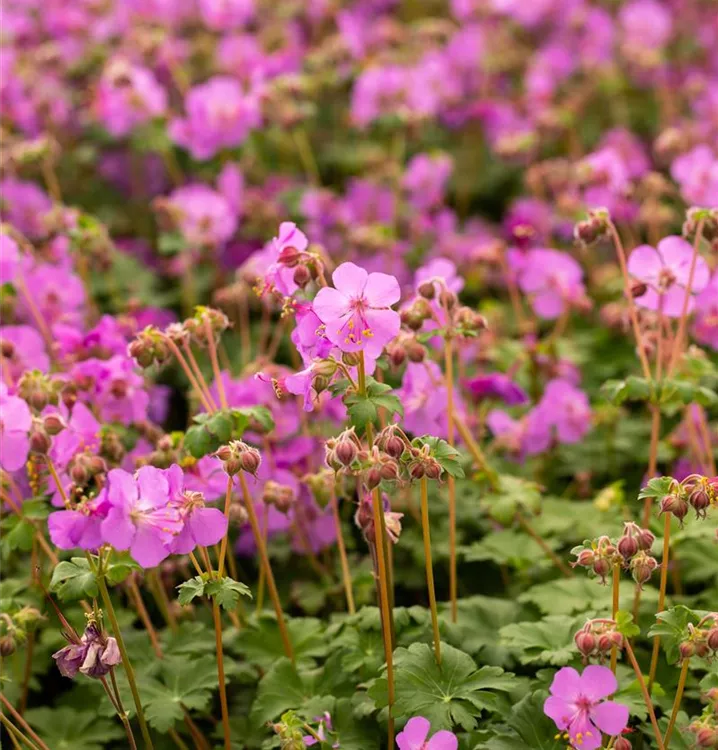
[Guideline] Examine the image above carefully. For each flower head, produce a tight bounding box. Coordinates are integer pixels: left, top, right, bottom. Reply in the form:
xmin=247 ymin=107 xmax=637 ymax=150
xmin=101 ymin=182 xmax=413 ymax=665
xmin=0 ymin=388 xmax=32 ymax=472
xmin=544 ymin=665 xmax=629 ymax=750
xmin=313 ymin=262 xmax=400 ymax=355
xmin=396 ymin=716 xmax=457 ymax=750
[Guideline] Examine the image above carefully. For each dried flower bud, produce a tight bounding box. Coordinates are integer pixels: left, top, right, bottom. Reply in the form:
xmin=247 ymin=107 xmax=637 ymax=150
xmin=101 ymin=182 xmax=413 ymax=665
xmin=263 ymin=481 xmax=295 ymax=513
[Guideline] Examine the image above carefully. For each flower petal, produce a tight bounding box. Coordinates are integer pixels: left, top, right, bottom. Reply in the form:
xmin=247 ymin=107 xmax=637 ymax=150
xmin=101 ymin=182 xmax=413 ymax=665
xmin=189 ymin=507 xmax=228 ymax=546
xmin=590 ymin=701 xmax=629 ymax=736
xmin=130 ymin=525 xmax=171 ymax=568
xmin=312 ymin=287 xmax=350 ymax=324
xmin=364 ymin=271 xmax=400 ymax=307
xmin=549 ymin=667 xmax=582 ymax=701
xmin=426 ymin=730 xmax=459 ymax=750
xmin=579 ymin=664 xmax=618 ymax=701
xmin=396 ymin=717 xmax=431 ymax=750
xmin=106 ymin=469 xmax=138 ymax=508
xmin=331 ymin=261 xmax=368 ymax=296
xmin=627 ymin=244 xmax=662 ymax=285
xmin=101 ymin=507 xmax=135 ymax=550
xmin=136 ymin=465 xmax=170 ymax=509
xmin=543 ymin=696 xmax=572 ymax=730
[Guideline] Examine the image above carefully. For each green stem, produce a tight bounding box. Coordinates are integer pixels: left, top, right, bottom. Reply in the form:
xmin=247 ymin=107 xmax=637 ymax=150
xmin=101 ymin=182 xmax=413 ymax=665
xmin=664 ymin=659 xmax=689 ymax=747
xmin=648 ymin=513 xmax=671 ymax=693
xmin=420 ymin=477 xmax=441 ymax=665
xmin=96 ymin=576 xmax=154 ymax=749
xmin=623 ymin=640 xmax=665 ymax=750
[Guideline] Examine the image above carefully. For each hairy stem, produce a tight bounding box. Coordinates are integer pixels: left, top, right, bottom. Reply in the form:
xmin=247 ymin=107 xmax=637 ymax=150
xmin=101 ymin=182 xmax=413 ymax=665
xmin=212 ymin=600 xmax=231 ymax=750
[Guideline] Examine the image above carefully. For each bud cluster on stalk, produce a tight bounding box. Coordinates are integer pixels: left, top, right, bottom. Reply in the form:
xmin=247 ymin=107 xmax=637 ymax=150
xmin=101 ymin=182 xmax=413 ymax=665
xmin=272 ymin=239 xmax=328 ymax=293
xmin=573 ymin=207 xmax=611 ymax=247
xmin=677 ymin=613 xmax=718 ymax=664
xmin=686 ymin=687 xmax=718 ymax=748
xmin=574 ymin=619 xmax=624 ymax=665
xmin=571 ymin=524 xmax=658 ymax=588
xmin=214 ymin=440 xmax=262 ymax=476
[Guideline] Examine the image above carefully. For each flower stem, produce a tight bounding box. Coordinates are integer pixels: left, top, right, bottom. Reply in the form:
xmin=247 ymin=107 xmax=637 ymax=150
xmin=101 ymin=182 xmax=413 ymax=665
xmin=127 ymin=578 xmax=163 ymax=659
xmin=610 ymin=564 xmax=620 ymax=673
xmin=204 ymin=318 xmax=228 ymax=409
xmin=164 ymin=337 xmax=215 ymax=413
xmin=106 ymin=671 xmax=138 ymax=750
xmin=623 ymin=639 xmax=665 ymax=750
xmin=664 ymin=659 xmax=689 ymax=747
xmin=420 ymin=477 xmax=442 ymax=665
xmin=211 ymin=599 xmax=232 ymax=750
xmin=96 ymin=575 xmax=154 ymax=749
xmin=292 ymin=128 xmax=321 ymax=186
xmin=444 ymin=339 xmax=458 ymax=624
xmin=648 ymin=513 xmax=672 ymax=693
xmin=641 ymin=406 xmax=662 ymax=527
xmin=0 ymin=712 xmax=41 ymax=750
xmin=0 ymin=695 xmax=50 ymax=750
xmin=183 ymin=341 xmax=218 ymax=412
xmin=331 ymin=486 xmax=356 ymax=615
xmin=516 ymin=512 xmax=573 ymax=578
xmin=217 ymin=476 xmax=233 ymax=578
xmin=452 ymin=413 xmax=500 ymax=490
xmin=237 ymin=472 xmax=294 ymax=662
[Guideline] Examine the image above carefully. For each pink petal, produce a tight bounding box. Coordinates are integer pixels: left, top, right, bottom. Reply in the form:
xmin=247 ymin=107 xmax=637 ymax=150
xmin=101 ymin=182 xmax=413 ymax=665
xmin=136 ymin=465 xmax=170 ymax=509
xmin=101 ymin=507 xmax=135 ymax=550
xmin=426 ymin=730 xmax=459 ymax=750
xmin=48 ymin=511 xmax=87 ymax=550
xmin=579 ymin=665 xmax=618 ymax=701
xmin=396 ymin=717 xmax=431 ymax=750
xmin=657 ymin=236 xmax=707 ymax=289
xmin=331 ymin=261 xmax=368 ymax=296
xmin=0 ymin=432 xmax=29 ymax=472
xmin=364 ymin=272 xmax=400 ymax=307
xmin=569 ymin=717 xmax=602 ymax=750
xmin=313 ymin=287 xmax=350 ymax=324
xmin=660 ymin=286 xmax=695 ymax=318
xmin=106 ymin=469 xmax=138 ymax=508
xmin=189 ymin=507 xmax=228 ymax=546
xmin=590 ymin=701 xmax=629 ymax=736
xmin=549 ymin=667 xmax=582 ymax=701
xmin=363 ymin=308 xmax=401 ymax=348
xmin=532 ymin=290 xmax=565 ymax=320
xmin=627 ymin=244 xmax=662 ymax=285
xmin=130 ymin=525 xmax=171 ymax=568
xmin=1 ymin=397 xmax=32 ymax=431
xmin=543 ymin=696 xmax=572 ymax=730
xmin=278 ymin=222 xmax=308 ymax=252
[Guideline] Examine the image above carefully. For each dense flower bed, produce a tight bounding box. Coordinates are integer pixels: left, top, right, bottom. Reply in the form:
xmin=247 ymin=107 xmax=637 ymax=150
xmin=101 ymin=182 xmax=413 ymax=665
xmin=0 ymin=0 xmax=717 ymax=748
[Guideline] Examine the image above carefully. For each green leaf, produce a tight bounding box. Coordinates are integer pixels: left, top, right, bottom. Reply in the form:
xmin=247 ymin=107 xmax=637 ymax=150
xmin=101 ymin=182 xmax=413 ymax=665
xmin=105 ymin=553 xmax=141 ymax=585
xmin=413 ymin=436 xmax=465 ymax=479
xmin=50 ymin=558 xmax=98 ymax=601
xmin=615 ymin=610 xmax=640 ymax=638
xmin=482 ymin=690 xmax=563 ymax=749
xmin=499 ymin=615 xmax=585 ymax=665
xmin=344 ymin=377 xmax=403 ymax=429
xmin=345 ymin=394 xmax=377 ymax=428
xmin=482 ymin=476 xmax=542 ymax=525
xmin=250 ymin=658 xmax=309 ymax=724
xmin=141 ymin=656 xmax=220 ymax=733
xmin=601 ymin=376 xmax=652 ymax=404
xmin=205 ymin=577 xmax=252 ymax=610
xmin=369 ymin=642 xmax=516 ymax=731
xmin=176 ymin=576 xmax=206 ymax=606
xmin=638 ymin=476 xmax=675 ymax=502
xmin=204 ymin=412 xmax=234 ymax=443
xmin=237 ymin=405 xmax=274 ymax=434
xmin=463 ymin=529 xmax=557 ymax=570
xmin=647 ymin=605 xmax=708 ymax=664
xmin=184 ymin=425 xmax=215 ymax=459
xmin=1 ymin=516 xmax=35 ymax=552
xmin=234 ymin=615 xmax=328 ymax=669
xmin=24 ymin=707 xmax=123 ymax=750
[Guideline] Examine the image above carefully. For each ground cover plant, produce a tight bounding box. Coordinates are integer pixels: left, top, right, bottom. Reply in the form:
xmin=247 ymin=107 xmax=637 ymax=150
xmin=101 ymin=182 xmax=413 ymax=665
xmin=0 ymin=0 xmax=717 ymax=748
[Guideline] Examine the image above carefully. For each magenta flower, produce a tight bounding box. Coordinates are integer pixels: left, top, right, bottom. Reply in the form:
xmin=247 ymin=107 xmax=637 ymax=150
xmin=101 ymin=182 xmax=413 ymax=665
xmin=0 ymin=232 xmax=20 ymax=284
xmin=169 ymin=76 xmax=261 ymax=161
xmin=517 ymin=249 xmax=585 ymax=320
xmin=544 ymin=665 xmax=629 ymax=750
xmin=627 ymin=236 xmax=710 ymax=317
xmin=402 ymin=153 xmax=453 ymax=211
xmin=48 ymin=492 xmax=109 ymax=551
xmin=538 ymin=378 xmax=592 ymax=444
xmin=197 ymin=0 xmax=254 ymax=31
xmin=396 ymin=717 xmax=457 ymax=750
xmin=0 ymin=325 xmax=50 ymax=380
xmin=313 ymin=262 xmax=400 ymax=355
xmin=101 ymin=467 xmax=183 ymax=568
xmin=0 ymin=388 xmax=31 ymax=472
xmin=693 ymin=272 xmax=718 ymax=350
xmin=464 ymin=373 xmax=529 ymax=406
xmin=166 ymin=184 xmax=238 ymax=248
xmin=164 ymin=464 xmax=228 ymax=555
xmin=670 ymin=146 xmax=718 ymax=208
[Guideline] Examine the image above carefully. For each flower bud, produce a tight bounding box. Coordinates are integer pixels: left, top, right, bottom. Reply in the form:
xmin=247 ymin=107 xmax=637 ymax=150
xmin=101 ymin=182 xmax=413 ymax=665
xmin=694 ymin=727 xmax=718 ymax=748
xmin=409 ymin=462 xmax=425 ymax=480
xmin=29 ymin=426 xmax=51 ymax=455
xmin=214 ymin=445 xmax=234 ymax=462
xmin=631 ymin=552 xmax=657 ymax=587
xmin=630 ymin=281 xmax=648 ymax=298
xmin=366 ymin=467 xmax=382 ymax=490
xmin=341 ymin=351 xmax=361 ymax=367
xmin=679 ymin=640 xmax=696 ymax=660
xmin=61 ymin=382 xmax=77 ymax=410
xmin=597 ymin=634 xmax=613 ymax=653
xmin=575 ymin=630 xmax=596 ymax=656
xmin=379 ymin=460 xmax=399 ymax=481
xmin=424 ymin=459 xmax=442 ymax=480
xmin=385 ymin=435 xmax=405 ymax=459
xmin=335 ymin=439 xmax=358 ymax=467
xmin=689 ymin=487 xmax=711 ymax=518
xmin=439 ymin=289 xmax=457 ymax=310
xmin=406 ymin=341 xmax=426 ymax=363
xmin=0 ymin=635 xmax=16 ymax=656
xmin=574 ymin=549 xmax=595 ymax=568
xmin=617 ymin=534 xmax=639 ymax=561
xmin=387 ymin=342 xmax=406 ymax=368
xmin=43 ymin=413 xmax=67 ymax=436
xmin=239 ymin=448 xmax=261 ymax=475
xmin=659 ymin=492 xmax=689 ymax=522
xmin=128 ymin=337 xmax=154 ymax=368
xmin=418 ymin=281 xmax=435 ymax=299
xmin=636 ymin=528 xmax=655 ymax=551
xmin=592 ymin=557 xmax=610 ymax=581
xmin=707 ymin=627 xmax=718 ymax=651
xmin=614 ymin=738 xmax=632 ymax=750
xmin=293 ymin=265 xmax=312 ymax=289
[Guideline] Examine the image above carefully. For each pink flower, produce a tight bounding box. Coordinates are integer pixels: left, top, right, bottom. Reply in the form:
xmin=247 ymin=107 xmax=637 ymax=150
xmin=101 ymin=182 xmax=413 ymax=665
xmin=101 ymin=467 xmax=183 ymax=568
xmin=313 ymin=262 xmax=400 ymax=355
xmin=693 ymin=272 xmax=718 ymax=350
xmin=517 ymin=249 xmax=585 ymax=319
xmin=0 ymin=325 xmax=50 ymax=379
xmin=48 ymin=493 xmax=109 ymax=551
xmin=197 ymin=0 xmax=254 ymax=30
xmin=396 ymin=717 xmax=457 ymax=750
xmin=0 ymin=389 xmax=31 ymax=472
xmin=627 ymin=236 xmax=710 ymax=317
xmin=166 ymin=184 xmax=238 ymax=247
xmin=0 ymin=232 xmax=20 ymax=284
xmin=670 ymin=146 xmax=718 ymax=207
xmin=538 ymin=379 xmax=592 ymax=444
xmin=260 ymin=222 xmax=309 ymax=297
xmin=544 ymin=665 xmax=629 ymax=750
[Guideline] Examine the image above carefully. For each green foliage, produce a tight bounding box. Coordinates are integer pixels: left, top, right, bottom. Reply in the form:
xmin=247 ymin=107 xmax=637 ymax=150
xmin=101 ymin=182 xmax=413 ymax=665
xmin=499 ymin=615 xmax=586 ymax=665
xmin=344 ymin=377 xmax=403 ymax=430
xmin=482 ymin=475 xmax=542 ymax=525
xmin=481 ymin=691 xmax=564 ymax=749
xmin=50 ymin=558 xmax=98 ymax=600
xmin=177 ymin=575 xmax=251 ymax=610
xmin=24 ymin=707 xmax=124 ymax=750
xmin=184 ymin=406 xmax=273 ymax=458
xmin=369 ymin=642 xmax=516 ymax=731
xmin=647 ymin=605 xmax=709 ymax=664
xmin=412 ymin=436 xmax=466 ymax=478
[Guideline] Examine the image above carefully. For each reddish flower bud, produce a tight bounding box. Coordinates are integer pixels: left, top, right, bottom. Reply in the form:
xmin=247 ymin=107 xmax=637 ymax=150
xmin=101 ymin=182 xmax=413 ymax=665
xmin=0 ymin=635 xmax=16 ymax=657
xmin=617 ymin=534 xmax=639 ymax=560
xmin=29 ymin=427 xmax=51 ymax=454
xmin=239 ymin=448 xmax=261 ymax=475
xmin=43 ymin=413 xmax=67 ymax=436
xmin=407 ymin=341 xmax=426 ymax=363
xmin=293 ymin=265 xmax=312 ymax=288
xmin=636 ymin=528 xmax=655 ymax=550
xmin=574 ymin=549 xmax=595 ymax=568
xmin=689 ymin=487 xmax=711 ymax=518
xmin=597 ymin=634 xmax=613 ymax=653
xmin=679 ymin=641 xmax=696 ymax=660
xmin=614 ymin=738 xmax=632 ymax=750
xmin=575 ymin=630 xmax=596 ymax=656
xmin=593 ymin=557 xmax=611 ymax=581
xmin=335 ymin=439 xmax=358 ymax=467
xmin=630 ymin=281 xmax=648 ymax=298
xmin=695 ymin=727 xmax=718 ymax=748
xmin=660 ymin=493 xmax=689 ymax=522
xmin=409 ymin=462 xmax=425 ymax=480
xmin=214 ymin=445 xmax=234 ymax=462
xmin=388 ymin=342 xmax=406 ymax=368
xmin=418 ymin=281 xmax=435 ymax=299
xmin=385 ymin=435 xmax=405 ymax=459
xmin=707 ymin=628 xmax=718 ymax=651
xmin=424 ymin=459 xmax=442 ymax=480
xmin=631 ymin=552 xmax=657 ymax=587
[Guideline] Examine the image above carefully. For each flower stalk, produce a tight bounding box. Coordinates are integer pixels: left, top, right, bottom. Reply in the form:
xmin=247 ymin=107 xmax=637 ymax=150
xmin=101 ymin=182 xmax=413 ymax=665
xmin=420 ymin=477 xmax=442 ymax=665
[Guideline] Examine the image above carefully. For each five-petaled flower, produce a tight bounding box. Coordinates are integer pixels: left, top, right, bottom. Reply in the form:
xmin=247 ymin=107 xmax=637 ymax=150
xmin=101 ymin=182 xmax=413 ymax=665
xmin=396 ymin=716 xmax=458 ymax=750
xmin=544 ymin=665 xmax=629 ymax=750
xmin=313 ymin=262 xmax=401 ymax=356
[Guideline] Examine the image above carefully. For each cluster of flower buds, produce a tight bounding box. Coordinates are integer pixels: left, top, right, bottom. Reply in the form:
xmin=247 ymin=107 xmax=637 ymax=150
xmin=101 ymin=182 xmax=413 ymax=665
xmin=685 ymin=689 xmax=718 ymax=747
xmin=365 ymin=448 xmax=401 ymax=490
xmin=401 ymin=297 xmax=433 ymax=331
xmin=68 ymin=452 xmax=107 ymax=487
xmin=128 ymin=326 xmax=171 ymax=368
xmin=574 ymin=208 xmax=611 ymax=247
xmin=215 ymin=441 xmax=261 ymax=476
xmin=0 ymin=608 xmax=44 ymax=656
xmin=386 ymin=333 xmax=427 ymax=367
xmin=17 ymin=370 xmax=61 ymax=411
xmin=53 ymin=621 xmax=121 ymax=680
xmin=183 ymin=306 xmax=231 ymax=346
xmin=262 ymin=480 xmax=296 ymax=514
xmin=27 ymin=411 xmax=67 ymax=456
xmin=678 ymin=613 xmax=718 ymax=663
xmin=272 ymin=239 xmax=327 ymax=292
xmin=680 ymin=474 xmax=717 ymax=520
xmin=375 ymin=425 xmax=409 ymax=460
xmin=683 ymin=206 xmax=718 ymax=243
xmin=573 ymin=528 xmax=658 ymax=587
xmin=406 ymin=442 xmax=443 ymax=481
xmin=574 ymin=619 xmax=624 ymax=665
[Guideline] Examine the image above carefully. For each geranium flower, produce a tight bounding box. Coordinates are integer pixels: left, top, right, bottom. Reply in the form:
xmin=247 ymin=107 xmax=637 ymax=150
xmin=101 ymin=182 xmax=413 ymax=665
xmin=0 ymin=232 xmax=20 ymax=284
xmin=544 ymin=665 xmax=629 ymax=750
xmin=693 ymin=272 xmax=718 ymax=350
xmin=464 ymin=373 xmax=529 ymax=406
xmin=517 ymin=249 xmax=586 ymax=319
xmin=101 ymin=467 xmax=183 ymax=568
xmin=627 ymin=236 xmax=710 ymax=317
xmin=0 ymin=388 xmax=31 ymax=472
xmin=396 ymin=716 xmax=457 ymax=750
xmin=49 ymin=492 xmax=109 ymax=551
xmin=313 ymin=262 xmax=400 ymax=355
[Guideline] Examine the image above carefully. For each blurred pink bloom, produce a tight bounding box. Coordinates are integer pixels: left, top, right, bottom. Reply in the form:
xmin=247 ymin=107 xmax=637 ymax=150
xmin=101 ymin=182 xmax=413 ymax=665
xmin=517 ymin=249 xmax=585 ymax=319
xmin=0 ymin=388 xmax=31 ymax=472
